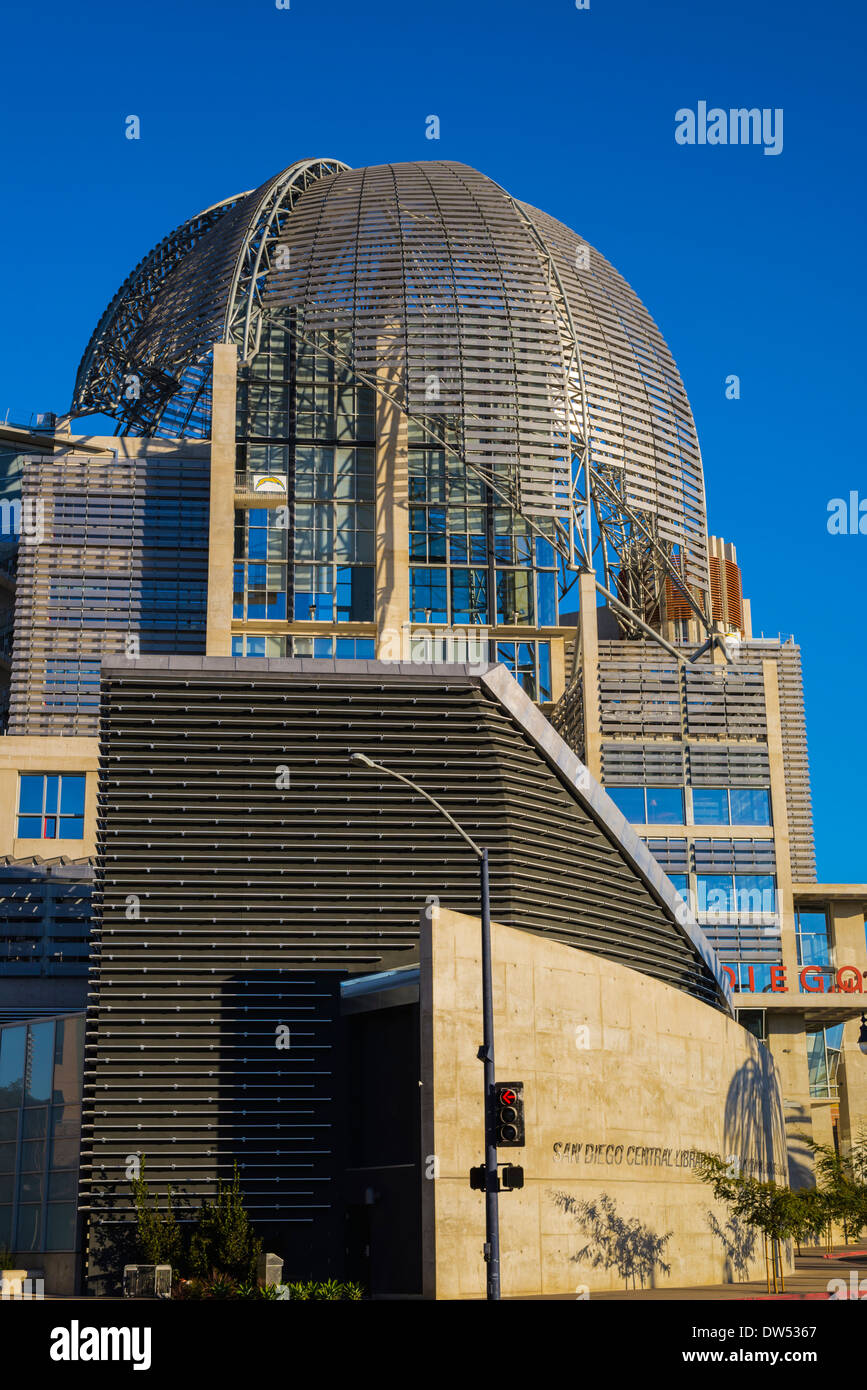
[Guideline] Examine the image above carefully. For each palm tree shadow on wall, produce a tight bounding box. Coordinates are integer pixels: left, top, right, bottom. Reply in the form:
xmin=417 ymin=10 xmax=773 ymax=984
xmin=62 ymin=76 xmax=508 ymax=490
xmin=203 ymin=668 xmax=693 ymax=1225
xmin=550 ymin=1191 xmax=673 ymax=1290
xmin=723 ymin=1047 xmax=811 ymax=1190
xmin=706 ymin=1210 xmax=757 ymax=1282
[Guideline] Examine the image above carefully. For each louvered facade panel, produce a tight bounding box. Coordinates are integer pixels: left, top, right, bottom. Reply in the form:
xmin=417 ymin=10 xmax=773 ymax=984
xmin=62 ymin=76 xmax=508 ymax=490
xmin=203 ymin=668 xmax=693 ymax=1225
xmin=693 ymin=839 xmax=776 ymax=874
xmin=8 ymin=455 xmax=209 ymax=735
xmin=687 ymin=743 xmax=771 ymax=786
xmin=644 ymin=839 xmax=690 ymax=874
xmin=601 ymin=742 xmax=685 ymax=785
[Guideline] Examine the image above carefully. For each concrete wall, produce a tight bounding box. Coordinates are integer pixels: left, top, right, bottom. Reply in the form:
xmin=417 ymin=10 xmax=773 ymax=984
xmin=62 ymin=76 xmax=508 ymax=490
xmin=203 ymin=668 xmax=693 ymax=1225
xmin=420 ymin=907 xmax=789 ymax=1298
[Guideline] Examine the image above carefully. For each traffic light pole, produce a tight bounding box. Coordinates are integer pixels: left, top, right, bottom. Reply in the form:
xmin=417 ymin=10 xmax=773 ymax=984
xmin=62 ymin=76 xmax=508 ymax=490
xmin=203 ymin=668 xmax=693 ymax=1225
xmin=479 ymin=847 xmax=501 ymax=1301
xmin=348 ymin=753 xmax=503 ymax=1301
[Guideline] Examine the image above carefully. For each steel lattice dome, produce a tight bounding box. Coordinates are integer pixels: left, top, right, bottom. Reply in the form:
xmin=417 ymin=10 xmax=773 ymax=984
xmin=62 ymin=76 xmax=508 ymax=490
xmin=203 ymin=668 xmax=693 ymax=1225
xmin=72 ymin=158 xmax=709 ymax=591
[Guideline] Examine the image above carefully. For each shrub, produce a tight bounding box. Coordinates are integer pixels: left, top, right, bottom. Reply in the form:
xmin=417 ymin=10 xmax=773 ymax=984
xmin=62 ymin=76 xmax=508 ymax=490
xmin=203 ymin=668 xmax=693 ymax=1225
xmin=187 ymin=1165 xmax=262 ymax=1284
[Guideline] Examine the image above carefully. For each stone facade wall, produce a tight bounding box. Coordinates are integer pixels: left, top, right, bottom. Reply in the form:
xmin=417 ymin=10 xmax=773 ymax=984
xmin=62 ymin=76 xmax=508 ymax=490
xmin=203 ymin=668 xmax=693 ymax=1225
xmin=420 ymin=907 xmax=790 ymax=1298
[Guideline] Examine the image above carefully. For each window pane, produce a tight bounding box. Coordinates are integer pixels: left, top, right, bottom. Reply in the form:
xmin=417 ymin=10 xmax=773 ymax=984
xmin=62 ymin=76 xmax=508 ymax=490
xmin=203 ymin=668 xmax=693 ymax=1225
xmin=536 ymin=570 xmax=557 ymax=627
xmin=698 ymin=875 xmax=734 ymax=914
xmin=737 ymin=1009 xmax=766 ymax=1043
xmin=692 ymin=788 xmax=729 ymax=824
xmin=18 ymin=775 xmax=44 ymax=814
xmin=0 ymin=1026 xmax=26 ymax=1106
xmin=16 ymin=1204 xmax=41 ymax=1252
xmin=58 ymin=778 xmax=85 ymax=817
xmin=19 ymin=1147 xmax=44 ymax=1179
xmin=46 ymin=1203 xmax=77 ymax=1251
xmin=49 ymin=1170 xmax=78 ymax=1201
xmin=607 ymin=787 xmax=645 ymax=823
xmin=44 ymin=776 xmax=59 ymax=814
xmin=735 ymin=874 xmax=775 ymax=915
xmin=730 ymin=788 xmax=770 ymax=826
xmin=16 ymin=816 xmax=41 ymax=838
xmin=22 ymin=1108 xmax=47 ymax=1140
xmin=646 ymin=788 xmax=684 ymax=825
xmin=0 ymin=1111 xmax=17 ymax=1143
xmin=537 ymin=643 xmax=552 ymax=702
xmin=53 ymin=1018 xmax=84 ymax=1106
xmin=17 ymin=1173 xmax=44 ymax=1206
xmin=667 ymin=874 xmax=689 ymax=903
xmin=451 ymin=569 xmax=487 ymax=625
xmin=25 ymin=1022 xmax=54 ymax=1105
xmin=49 ymin=1104 xmax=81 ymax=1169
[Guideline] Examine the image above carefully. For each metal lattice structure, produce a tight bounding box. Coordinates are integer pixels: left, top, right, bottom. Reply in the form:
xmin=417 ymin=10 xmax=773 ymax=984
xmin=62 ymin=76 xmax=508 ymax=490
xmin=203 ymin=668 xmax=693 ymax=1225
xmin=71 ymin=157 xmax=712 ymax=636
xmin=71 ymin=159 xmax=348 ymax=436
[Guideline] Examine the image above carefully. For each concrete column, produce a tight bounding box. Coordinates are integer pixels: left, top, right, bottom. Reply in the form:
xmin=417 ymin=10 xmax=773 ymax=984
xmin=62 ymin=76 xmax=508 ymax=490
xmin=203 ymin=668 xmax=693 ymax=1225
xmin=577 ymin=569 xmax=602 ymax=780
xmin=829 ymin=901 xmax=867 ymax=1151
xmin=549 ymin=636 xmax=566 ymax=703
xmin=765 ymin=1010 xmax=815 ymax=1187
xmin=374 ymin=350 xmax=409 ymax=656
xmin=206 ymin=343 xmax=238 ymax=656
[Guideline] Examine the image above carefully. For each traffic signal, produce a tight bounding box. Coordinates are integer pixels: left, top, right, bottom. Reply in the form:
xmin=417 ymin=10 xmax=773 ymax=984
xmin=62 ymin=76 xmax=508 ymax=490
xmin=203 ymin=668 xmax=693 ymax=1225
xmin=493 ymin=1081 xmax=524 ymax=1147
xmin=500 ymin=1164 xmax=524 ymax=1191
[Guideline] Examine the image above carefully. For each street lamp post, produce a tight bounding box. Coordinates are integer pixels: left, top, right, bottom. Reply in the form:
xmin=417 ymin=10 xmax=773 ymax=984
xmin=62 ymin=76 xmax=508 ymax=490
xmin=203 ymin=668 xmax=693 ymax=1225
xmin=349 ymin=751 xmax=501 ymax=1300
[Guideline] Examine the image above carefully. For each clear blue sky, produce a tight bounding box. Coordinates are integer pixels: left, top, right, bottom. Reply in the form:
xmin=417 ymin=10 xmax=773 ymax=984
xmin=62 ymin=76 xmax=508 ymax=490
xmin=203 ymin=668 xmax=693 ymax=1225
xmin=1 ymin=0 xmax=864 ymax=880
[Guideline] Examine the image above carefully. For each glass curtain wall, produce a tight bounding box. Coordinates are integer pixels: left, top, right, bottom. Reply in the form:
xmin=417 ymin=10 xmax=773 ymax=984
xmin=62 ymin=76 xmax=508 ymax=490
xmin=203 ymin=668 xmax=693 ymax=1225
xmin=234 ymin=313 xmax=559 ymax=697
xmin=0 ymin=1015 xmax=83 ymax=1254
xmin=235 ymin=315 xmax=377 ymax=643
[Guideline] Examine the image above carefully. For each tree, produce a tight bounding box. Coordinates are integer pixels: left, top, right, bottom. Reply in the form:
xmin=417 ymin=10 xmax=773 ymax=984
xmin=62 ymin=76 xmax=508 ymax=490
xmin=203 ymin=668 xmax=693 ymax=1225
xmin=131 ymin=1157 xmax=185 ymax=1272
xmin=188 ymin=1165 xmax=262 ymax=1283
xmin=787 ymin=1186 xmax=831 ymax=1256
xmin=805 ymin=1139 xmax=867 ymax=1246
xmin=695 ymin=1153 xmax=797 ymax=1293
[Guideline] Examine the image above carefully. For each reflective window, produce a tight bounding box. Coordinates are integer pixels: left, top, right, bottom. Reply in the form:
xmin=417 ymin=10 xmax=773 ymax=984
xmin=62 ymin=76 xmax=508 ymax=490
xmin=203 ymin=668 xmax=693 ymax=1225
xmin=737 ymin=1009 xmax=767 ymax=1043
xmin=808 ymin=1025 xmax=844 ymax=1099
xmin=730 ymin=788 xmax=771 ymax=826
xmin=0 ymin=1027 xmax=25 ymax=1107
xmin=25 ymin=1022 xmax=55 ymax=1106
xmin=606 ymin=787 xmax=645 ymax=822
xmin=46 ymin=1203 xmax=77 ymax=1251
xmin=735 ymin=874 xmax=776 ymax=916
xmin=15 ymin=1204 xmax=41 ymax=1251
xmin=53 ymin=1017 xmax=84 ymax=1107
xmin=17 ymin=775 xmax=85 ymax=840
xmin=233 ymin=508 xmax=288 ymax=621
xmin=723 ymin=962 xmax=776 ymax=993
xmin=410 ymin=569 xmax=448 ymax=624
xmin=699 ymin=875 xmax=776 ymax=918
xmin=699 ymin=875 xmax=735 ymax=915
xmin=605 ymin=786 xmax=683 ymax=824
xmin=49 ymin=1105 xmax=81 ymax=1170
xmin=691 ymin=786 xmax=771 ymax=826
xmin=495 ymin=642 xmax=552 ymax=702
xmin=667 ymin=874 xmax=689 ymax=904
xmin=692 ymin=787 xmax=729 ymax=824
xmin=646 ymin=788 xmax=684 ymax=825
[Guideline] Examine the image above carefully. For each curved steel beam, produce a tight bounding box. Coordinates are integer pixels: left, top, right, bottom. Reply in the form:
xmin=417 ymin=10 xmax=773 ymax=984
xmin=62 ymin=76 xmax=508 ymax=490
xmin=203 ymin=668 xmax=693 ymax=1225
xmin=70 ymin=193 xmax=248 ymax=420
